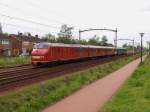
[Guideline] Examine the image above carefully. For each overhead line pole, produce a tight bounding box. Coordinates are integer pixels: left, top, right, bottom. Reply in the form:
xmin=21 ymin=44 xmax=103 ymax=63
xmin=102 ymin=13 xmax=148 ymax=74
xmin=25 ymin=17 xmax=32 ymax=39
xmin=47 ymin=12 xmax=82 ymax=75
xmin=115 ymin=28 xmax=118 ymax=48
xmin=133 ymin=39 xmax=135 ymax=55
xmin=79 ymin=29 xmax=81 ymax=41
xmin=79 ymin=28 xmax=118 ymax=46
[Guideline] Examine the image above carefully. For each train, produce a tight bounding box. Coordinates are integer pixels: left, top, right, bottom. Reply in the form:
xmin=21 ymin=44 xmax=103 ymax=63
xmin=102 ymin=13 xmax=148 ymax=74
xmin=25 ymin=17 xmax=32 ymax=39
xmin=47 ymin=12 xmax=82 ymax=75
xmin=31 ymin=42 xmax=127 ymax=66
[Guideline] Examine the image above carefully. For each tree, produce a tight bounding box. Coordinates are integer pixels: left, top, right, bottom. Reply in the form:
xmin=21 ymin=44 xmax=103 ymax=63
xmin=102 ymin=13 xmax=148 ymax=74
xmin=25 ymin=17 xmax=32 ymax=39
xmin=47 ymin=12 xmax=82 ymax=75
xmin=56 ymin=37 xmax=72 ymax=44
xmin=100 ymin=35 xmax=108 ymax=46
xmin=107 ymin=43 xmax=114 ymax=47
xmin=45 ymin=33 xmax=56 ymax=43
xmin=23 ymin=32 xmax=31 ymax=37
xmin=70 ymin=38 xmax=79 ymax=44
xmin=79 ymin=39 xmax=88 ymax=45
xmin=122 ymin=43 xmax=133 ymax=50
xmin=4 ymin=32 xmax=9 ymax=36
xmin=88 ymin=35 xmax=100 ymax=45
xmin=58 ymin=24 xmax=74 ymax=38
xmin=122 ymin=43 xmax=128 ymax=48
xmin=57 ymin=24 xmax=74 ymax=44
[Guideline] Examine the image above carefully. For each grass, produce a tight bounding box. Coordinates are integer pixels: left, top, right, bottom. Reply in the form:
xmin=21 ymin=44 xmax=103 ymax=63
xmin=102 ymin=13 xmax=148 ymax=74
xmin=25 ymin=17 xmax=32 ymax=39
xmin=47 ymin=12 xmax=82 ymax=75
xmin=0 ymin=55 xmax=138 ymax=112
xmin=102 ymin=55 xmax=150 ymax=112
xmin=0 ymin=56 xmax=31 ymax=66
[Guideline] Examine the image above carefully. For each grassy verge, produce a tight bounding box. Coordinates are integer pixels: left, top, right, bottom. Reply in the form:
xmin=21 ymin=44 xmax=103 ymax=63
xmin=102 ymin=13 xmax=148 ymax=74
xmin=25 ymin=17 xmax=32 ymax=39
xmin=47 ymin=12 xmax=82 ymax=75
xmin=0 ymin=56 xmax=31 ymax=66
xmin=102 ymin=55 xmax=150 ymax=112
xmin=0 ymin=56 xmax=138 ymax=112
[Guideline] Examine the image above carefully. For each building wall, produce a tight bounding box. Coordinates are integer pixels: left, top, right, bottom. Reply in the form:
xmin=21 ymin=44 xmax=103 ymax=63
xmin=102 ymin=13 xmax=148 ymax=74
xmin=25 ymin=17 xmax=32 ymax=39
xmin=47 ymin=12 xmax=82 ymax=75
xmin=22 ymin=41 xmax=34 ymax=55
xmin=0 ymin=36 xmax=12 ymax=56
xmin=10 ymin=36 xmax=22 ymax=56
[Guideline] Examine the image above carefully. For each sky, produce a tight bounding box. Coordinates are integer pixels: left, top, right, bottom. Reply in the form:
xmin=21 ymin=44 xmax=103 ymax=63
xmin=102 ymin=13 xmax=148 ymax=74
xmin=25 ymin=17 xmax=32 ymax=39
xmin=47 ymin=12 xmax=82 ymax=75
xmin=0 ymin=0 xmax=150 ymax=47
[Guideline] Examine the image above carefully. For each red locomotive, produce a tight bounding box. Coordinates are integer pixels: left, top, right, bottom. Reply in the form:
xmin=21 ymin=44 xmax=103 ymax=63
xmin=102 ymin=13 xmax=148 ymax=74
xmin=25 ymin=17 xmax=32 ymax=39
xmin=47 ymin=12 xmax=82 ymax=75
xmin=31 ymin=42 xmax=116 ymax=66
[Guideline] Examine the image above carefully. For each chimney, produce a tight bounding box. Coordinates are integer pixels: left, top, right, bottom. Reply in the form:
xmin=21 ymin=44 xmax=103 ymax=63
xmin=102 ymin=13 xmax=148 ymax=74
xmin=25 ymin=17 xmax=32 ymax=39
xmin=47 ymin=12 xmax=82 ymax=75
xmin=18 ymin=32 xmax=23 ymax=36
xmin=28 ymin=33 xmax=31 ymax=37
xmin=35 ymin=34 xmax=38 ymax=38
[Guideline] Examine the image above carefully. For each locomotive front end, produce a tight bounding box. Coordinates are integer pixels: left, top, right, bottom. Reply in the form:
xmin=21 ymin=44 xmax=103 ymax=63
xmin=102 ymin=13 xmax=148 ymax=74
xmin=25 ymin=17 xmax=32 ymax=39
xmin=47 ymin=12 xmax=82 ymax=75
xmin=31 ymin=43 xmax=49 ymax=66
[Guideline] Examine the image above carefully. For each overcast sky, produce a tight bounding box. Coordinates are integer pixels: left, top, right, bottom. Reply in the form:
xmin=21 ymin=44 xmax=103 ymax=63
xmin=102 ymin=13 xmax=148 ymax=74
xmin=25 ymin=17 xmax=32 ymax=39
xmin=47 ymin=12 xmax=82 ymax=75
xmin=0 ymin=0 xmax=150 ymax=46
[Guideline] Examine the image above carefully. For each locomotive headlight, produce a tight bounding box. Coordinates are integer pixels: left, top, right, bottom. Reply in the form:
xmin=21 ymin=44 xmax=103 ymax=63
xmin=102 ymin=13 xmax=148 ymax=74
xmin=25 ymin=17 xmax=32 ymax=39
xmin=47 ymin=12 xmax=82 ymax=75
xmin=32 ymin=56 xmax=44 ymax=59
xmin=40 ymin=56 xmax=45 ymax=58
xmin=32 ymin=56 xmax=40 ymax=59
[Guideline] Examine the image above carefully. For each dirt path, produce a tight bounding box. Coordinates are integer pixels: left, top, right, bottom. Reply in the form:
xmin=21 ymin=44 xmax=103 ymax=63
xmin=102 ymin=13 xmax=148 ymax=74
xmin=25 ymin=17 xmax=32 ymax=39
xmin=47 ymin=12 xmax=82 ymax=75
xmin=43 ymin=56 xmax=147 ymax=112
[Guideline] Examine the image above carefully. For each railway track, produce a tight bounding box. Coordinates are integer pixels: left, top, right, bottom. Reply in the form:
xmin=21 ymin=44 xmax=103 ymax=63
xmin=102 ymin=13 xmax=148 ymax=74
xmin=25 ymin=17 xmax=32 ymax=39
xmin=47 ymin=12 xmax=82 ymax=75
xmin=0 ymin=55 xmax=133 ymax=93
xmin=0 ymin=64 xmax=32 ymax=74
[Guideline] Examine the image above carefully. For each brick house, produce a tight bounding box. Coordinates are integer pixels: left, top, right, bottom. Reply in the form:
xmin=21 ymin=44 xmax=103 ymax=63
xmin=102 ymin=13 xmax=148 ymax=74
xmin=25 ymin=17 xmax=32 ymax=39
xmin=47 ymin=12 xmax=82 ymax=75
xmin=0 ymin=34 xmax=12 ymax=56
xmin=10 ymin=33 xmax=45 ymax=55
xmin=9 ymin=35 xmax=22 ymax=56
xmin=0 ymin=33 xmax=45 ymax=56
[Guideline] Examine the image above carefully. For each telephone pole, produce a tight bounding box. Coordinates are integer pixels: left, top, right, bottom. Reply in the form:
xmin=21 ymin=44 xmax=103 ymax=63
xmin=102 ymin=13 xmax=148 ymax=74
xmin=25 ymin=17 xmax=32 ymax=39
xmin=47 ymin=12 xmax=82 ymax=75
xmin=139 ymin=33 xmax=144 ymax=63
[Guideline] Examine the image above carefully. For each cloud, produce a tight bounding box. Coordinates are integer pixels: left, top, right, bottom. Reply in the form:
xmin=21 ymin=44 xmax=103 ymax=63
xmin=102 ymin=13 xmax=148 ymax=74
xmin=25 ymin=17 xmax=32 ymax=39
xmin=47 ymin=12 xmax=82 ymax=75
xmin=140 ymin=7 xmax=150 ymax=12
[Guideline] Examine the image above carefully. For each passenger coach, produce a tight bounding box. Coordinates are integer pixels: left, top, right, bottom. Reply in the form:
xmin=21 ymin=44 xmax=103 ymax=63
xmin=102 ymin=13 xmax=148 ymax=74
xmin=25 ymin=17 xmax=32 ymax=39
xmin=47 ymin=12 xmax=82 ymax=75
xmin=31 ymin=42 xmax=116 ymax=66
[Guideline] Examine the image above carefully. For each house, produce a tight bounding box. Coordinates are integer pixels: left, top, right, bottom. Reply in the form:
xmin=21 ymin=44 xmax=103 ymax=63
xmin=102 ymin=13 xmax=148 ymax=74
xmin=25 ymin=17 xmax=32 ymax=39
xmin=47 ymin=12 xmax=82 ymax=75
xmin=0 ymin=33 xmax=45 ymax=56
xmin=0 ymin=34 xmax=12 ymax=56
xmin=9 ymin=35 xmax=22 ymax=56
xmin=10 ymin=33 xmax=45 ymax=55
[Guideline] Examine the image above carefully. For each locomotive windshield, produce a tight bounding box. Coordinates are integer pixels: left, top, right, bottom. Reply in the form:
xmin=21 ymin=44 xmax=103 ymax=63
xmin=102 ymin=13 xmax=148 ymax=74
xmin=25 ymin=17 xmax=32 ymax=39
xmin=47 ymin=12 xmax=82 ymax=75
xmin=34 ymin=43 xmax=49 ymax=49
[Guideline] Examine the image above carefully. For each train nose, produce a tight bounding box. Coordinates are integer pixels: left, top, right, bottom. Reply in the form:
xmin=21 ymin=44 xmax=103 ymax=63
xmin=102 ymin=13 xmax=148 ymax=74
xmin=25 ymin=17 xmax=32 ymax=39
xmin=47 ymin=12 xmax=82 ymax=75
xmin=32 ymin=49 xmax=48 ymax=55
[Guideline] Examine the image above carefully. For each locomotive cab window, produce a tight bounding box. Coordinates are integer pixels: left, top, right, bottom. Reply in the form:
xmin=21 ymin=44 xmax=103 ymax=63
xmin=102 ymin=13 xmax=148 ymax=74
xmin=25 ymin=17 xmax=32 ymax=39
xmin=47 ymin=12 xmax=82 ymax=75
xmin=34 ymin=43 xmax=49 ymax=49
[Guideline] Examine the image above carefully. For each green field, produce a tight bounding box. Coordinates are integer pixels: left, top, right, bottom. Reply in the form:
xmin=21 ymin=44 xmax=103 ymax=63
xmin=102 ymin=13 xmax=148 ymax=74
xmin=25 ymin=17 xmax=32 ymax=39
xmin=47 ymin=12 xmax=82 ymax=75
xmin=0 ymin=56 xmax=138 ymax=112
xmin=102 ymin=55 xmax=150 ymax=112
xmin=0 ymin=56 xmax=31 ymax=66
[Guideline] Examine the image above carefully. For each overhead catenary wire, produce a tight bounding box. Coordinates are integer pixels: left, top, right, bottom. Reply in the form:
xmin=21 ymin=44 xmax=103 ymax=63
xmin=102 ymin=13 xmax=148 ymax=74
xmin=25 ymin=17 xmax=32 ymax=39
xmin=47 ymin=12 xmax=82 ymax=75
xmin=18 ymin=0 xmax=85 ymax=29
xmin=1 ymin=22 xmax=52 ymax=33
xmin=0 ymin=2 xmax=66 ymax=26
xmin=0 ymin=1 xmax=88 ymax=31
xmin=0 ymin=1 xmax=89 ymax=37
xmin=21 ymin=0 xmax=69 ymax=25
xmin=0 ymin=1 xmax=82 ymax=29
xmin=0 ymin=13 xmax=60 ymax=29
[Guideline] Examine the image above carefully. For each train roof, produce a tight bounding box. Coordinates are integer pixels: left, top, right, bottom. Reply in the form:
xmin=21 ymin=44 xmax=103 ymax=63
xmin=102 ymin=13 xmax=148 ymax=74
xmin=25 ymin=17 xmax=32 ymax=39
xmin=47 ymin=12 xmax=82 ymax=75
xmin=35 ymin=42 xmax=116 ymax=49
